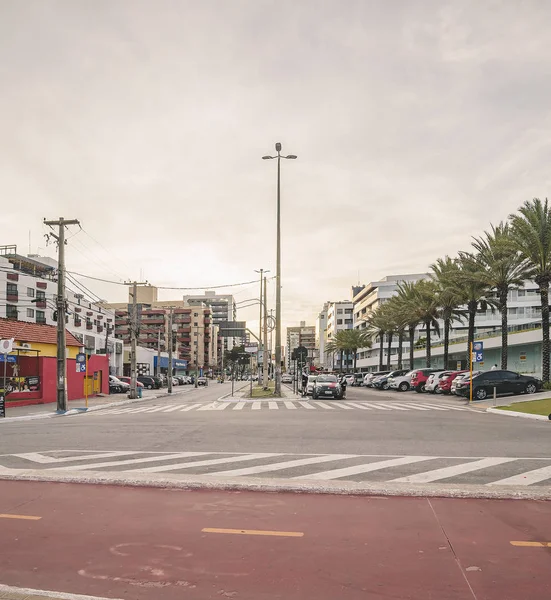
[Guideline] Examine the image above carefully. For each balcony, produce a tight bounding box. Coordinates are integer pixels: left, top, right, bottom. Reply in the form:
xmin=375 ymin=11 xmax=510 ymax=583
xmin=141 ymin=318 xmax=165 ymax=325
xmin=174 ymin=317 xmax=191 ymax=324
xmin=86 ymin=322 xmax=93 ymax=330
xmin=177 ymin=336 xmax=191 ymax=343
xmin=36 ymin=317 xmax=46 ymax=325
xmin=177 ymin=326 xmax=191 ymax=333
xmin=6 ymin=293 xmax=18 ymax=302
xmin=35 ymin=300 xmax=47 ymax=309
xmin=97 ymin=325 xmax=104 ymax=333
xmin=74 ymin=318 xmax=82 ymax=327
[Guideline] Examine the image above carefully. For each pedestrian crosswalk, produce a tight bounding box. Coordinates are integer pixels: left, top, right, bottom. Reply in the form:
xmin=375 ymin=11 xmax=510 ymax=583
xmin=85 ymin=399 xmax=476 ymax=416
xmin=1 ymin=449 xmax=550 ymax=486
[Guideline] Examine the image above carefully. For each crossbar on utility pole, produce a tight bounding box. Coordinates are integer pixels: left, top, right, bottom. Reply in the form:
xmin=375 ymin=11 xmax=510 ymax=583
xmin=44 ymin=217 xmax=80 ymax=412
xmin=124 ymin=280 xmax=148 ymax=399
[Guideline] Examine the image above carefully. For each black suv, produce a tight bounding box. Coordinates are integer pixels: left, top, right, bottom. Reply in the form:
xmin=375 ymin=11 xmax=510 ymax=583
xmin=137 ymin=376 xmax=160 ymax=390
xmin=455 ymin=370 xmax=542 ymax=401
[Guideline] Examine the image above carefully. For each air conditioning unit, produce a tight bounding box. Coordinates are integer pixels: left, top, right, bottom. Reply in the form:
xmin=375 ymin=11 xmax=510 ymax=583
xmin=20 ymin=343 xmax=31 ymax=350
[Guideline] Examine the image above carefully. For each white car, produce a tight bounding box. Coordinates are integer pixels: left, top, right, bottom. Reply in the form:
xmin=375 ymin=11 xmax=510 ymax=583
xmin=425 ymin=371 xmax=451 ymax=394
xmin=363 ymin=371 xmax=390 ymax=387
xmin=171 ymin=376 xmax=180 ymax=386
xmin=388 ymin=371 xmax=415 ymax=392
xmin=282 ymin=374 xmax=293 ymax=384
xmin=343 ymin=375 xmax=355 ymax=386
xmin=303 ymin=375 xmax=318 ymax=396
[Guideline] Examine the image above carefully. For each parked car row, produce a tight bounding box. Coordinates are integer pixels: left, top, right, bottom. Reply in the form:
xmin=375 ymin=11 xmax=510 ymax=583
xmin=362 ymin=368 xmax=542 ymax=400
xmin=108 ymin=374 xmax=198 ymax=394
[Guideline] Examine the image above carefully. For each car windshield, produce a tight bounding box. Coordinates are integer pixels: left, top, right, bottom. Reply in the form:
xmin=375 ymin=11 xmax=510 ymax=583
xmin=307 ymin=376 xmax=317 ymax=383
xmin=317 ymin=375 xmax=337 ymax=383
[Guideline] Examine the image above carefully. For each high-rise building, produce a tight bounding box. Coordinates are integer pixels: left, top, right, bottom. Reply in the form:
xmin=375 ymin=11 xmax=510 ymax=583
xmin=325 ymin=301 xmax=354 ymax=371
xmin=285 ymin=321 xmax=316 ymax=371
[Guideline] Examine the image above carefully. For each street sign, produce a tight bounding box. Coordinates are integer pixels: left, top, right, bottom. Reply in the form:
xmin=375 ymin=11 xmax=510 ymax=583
xmin=76 ymin=353 xmax=86 ymax=373
xmin=472 ymin=351 xmax=484 ymax=363
xmin=244 ymin=344 xmax=258 ymax=354
xmin=473 ymin=341 xmax=483 ymax=352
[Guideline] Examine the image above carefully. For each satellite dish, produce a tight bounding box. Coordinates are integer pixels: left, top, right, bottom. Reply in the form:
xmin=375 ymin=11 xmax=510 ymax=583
xmin=0 ymin=338 xmax=14 ymax=354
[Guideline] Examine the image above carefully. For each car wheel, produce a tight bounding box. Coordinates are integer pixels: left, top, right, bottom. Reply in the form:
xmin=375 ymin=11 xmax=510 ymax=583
xmin=474 ymin=387 xmax=487 ymax=401
xmin=399 ymin=382 xmax=409 ymax=392
xmin=381 ymin=382 xmax=389 ymax=390
xmin=435 ymin=387 xmax=443 ymax=394
xmin=525 ymin=382 xmax=537 ymax=394
xmin=147 ymin=384 xmax=153 ymax=390
xmin=414 ymin=385 xmax=425 ymax=393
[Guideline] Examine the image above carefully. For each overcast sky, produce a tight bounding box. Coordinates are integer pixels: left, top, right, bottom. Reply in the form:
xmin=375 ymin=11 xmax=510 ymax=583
xmin=1 ymin=0 xmax=551 ymax=332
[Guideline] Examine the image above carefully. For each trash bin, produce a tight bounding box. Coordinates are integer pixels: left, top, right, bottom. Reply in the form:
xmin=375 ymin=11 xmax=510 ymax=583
xmin=137 ymin=387 xmax=142 ymax=398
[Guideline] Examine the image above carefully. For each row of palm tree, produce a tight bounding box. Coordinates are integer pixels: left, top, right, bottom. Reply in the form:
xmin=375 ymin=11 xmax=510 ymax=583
xmin=359 ymin=198 xmax=551 ymax=382
xmin=325 ymin=329 xmax=371 ymax=373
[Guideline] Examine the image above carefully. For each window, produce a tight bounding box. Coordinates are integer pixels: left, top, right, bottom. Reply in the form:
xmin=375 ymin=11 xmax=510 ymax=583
xmin=6 ymin=282 xmax=18 ymax=296
xmin=518 ymin=289 xmax=526 ymax=297
xmin=27 ymin=308 xmax=34 ymax=318
xmin=36 ymin=310 xmax=46 ymax=324
xmin=194 ymin=312 xmax=198 ymax=317
xmin=337 ymin=309 xmax=343 ymax=314
xmin=345 ymin=319 xmax=353 ymax=324
xmin=345 ymin=308 xmax=353 ymax=314
xmin=6 ymin=304 xmax=18 ymax=319
xmin=337 ymin=319 xmax=343 ymax=325
xmin=193 ymin=341 xmax=198 ymax=346
xmin=194 ymin=322 xmax=198 ymax=327
xmin=36 ymin=290 xmax=46 ymax=301
xmin=27 ymin=287 xmax=35 ymax=298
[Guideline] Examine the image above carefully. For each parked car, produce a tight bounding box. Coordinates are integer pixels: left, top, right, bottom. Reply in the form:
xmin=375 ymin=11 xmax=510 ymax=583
xmin=197 ymin=377 xmax=208 ymax=386
xmin=451 ymin=372 xmax=482 ymax=395
xmin=425 ymin=371 xmax=452 ymax=394
xmin=282 ymin=374 xmax=293 ymax=384
xmin=388 ymin=370 xmax=415 ymax=392
xmin=171 ymin=376 xmax=180 ymax=386
xmin=343 ymin=374 xmax=355 ymax=387
xmin=455 ymin=369 xmax=542 ymax=401
xmin=312 ymin=374 xmax=344 ymax=399
xmin=363 ymin=371 xmax=390 ymax=387
xmin=175 ymin=376 xmax=186 ymax=385
xmin=109 ymin=375 xmax=129 ymax=394
xmin=137 ymin=376 xmax=157 ymax=390
xmin=373 ymin=369 xmax=410 ymax=390
xmin=438 ymin=370 xmax=469 ymax=394
xmin=303 ymin=375 xmax=318 ymax=396
xmin=117 ymin=376 xmax=144 ymax=389
xmin=410 ymin=369 xmax=437 ymax=393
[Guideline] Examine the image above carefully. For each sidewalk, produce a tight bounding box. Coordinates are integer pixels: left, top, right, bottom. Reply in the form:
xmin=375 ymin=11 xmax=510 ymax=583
xmin=470 ymin=390 xmax=551 ymax=411
xmin=0 ymin=584 xmax=119 ymax=600
xmin=0 ymin=389 xmax=167 ymax=421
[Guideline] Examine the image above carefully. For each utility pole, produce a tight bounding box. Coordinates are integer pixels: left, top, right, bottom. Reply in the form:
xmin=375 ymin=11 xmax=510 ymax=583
xmin=167 ymin=307 xmax=173 ymax=393
xmin=156 ymin=328 xmax=161 ymax=378
xmin=124 ymin=280 xmax=147 ymax=399
xmin=263 ymin=275 xmax=269 ymax=390
xmin=194 ymin=324 xmax=199 ymax=388
xmin=104 ymin=324 xmax=111 ymax=375
xmin=44 ymin=217 xmax=80 ymax=412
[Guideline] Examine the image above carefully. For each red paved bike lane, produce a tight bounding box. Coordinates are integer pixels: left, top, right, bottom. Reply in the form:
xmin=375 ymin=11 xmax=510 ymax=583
xmin=0 ymin=480 xmax=549 ymax=600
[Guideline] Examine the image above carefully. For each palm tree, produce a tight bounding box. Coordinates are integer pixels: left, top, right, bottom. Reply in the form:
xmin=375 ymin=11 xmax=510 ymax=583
xmin=385 ymin=296 xmax=408 ymax=369
xmin=363 ymin=306 xmax=392 ymax=371
xmin=456 ymin=252 xmax=497 ymax=358
xmin=408 ymin=279 xmax=441 ymax=367
xmin=395 ymin=281 xmax=419 ymax=369
xmin=331 ymin=329 xmax=372 ymax=372
xmin=430 ymin=256 xmax=467 ymax=369
xmin=470 ymin=222 xmax=532 ymax=370
xmin=509 ymin=198 xmax=551 ymax=382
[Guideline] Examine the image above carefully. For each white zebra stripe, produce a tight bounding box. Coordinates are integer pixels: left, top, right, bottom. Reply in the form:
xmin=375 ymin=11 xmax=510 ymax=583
xmin=392 ymin=457 xmax=516 ymax=483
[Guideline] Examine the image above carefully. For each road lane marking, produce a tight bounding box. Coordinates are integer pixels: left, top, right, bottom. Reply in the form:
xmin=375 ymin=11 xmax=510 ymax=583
xmin=510 ymin=541 xmax=551 ymax=547
xmin=252 ymin=401 xmax=261 ymax=410
xmin=406 ymin=402 xmax=448 ymax=411
xmin=268 ymin=401 xmax=279 ymax=410
xmin=125 ymin=453 xmax=282 ymax=473
xmin=362 ymin=402 xmax=392 ymax=410
xmin=181 ymin=403 xmax=203 ymax=411
xmin=294 ymin=456 xmax=434 ymax=480
xmin=298 ymin=401 xmax=315 ymax=409
xmin=13 ymin=451 xmax=134 ymax=464
xmin=391 ymin=403 xmax=430 ymax=411
xmin=392 ymin=457 xmax=517 ymax=483
xmin=162 ymin=405 xmax=187 ymax=412
xmin=0 ymin=584 xmax=124 ymax=600
xmin=51 ymin=452 xmax=208 ymax=471
xmin=371 ymin=403 xmax=407 ymax=411
xmin=233 ymin=402 xmax=246 ymax=410
xmin=0 ymin=513 xmax=41 ymax=520
xmin=208 ymin=454 xmax=354 ymax=477
xmin=202 ymin=528 xmax=303 ymax=537
xmin=283 ymin=401 xmax=297 ymax=409
xmin=415 ymin=402 xmax=468 ymax=411
xmin=331 ymin=402 xmax=353 ymax=409
xmin=488 ymin=464 xmax=551 ymax=486
xmin=212 ymin=402 xmax=230 ymax=410
xmin=313 ymin=401 xmax=335 ymax=409
xmin=344 ymin=402 xmax=372 ymax=409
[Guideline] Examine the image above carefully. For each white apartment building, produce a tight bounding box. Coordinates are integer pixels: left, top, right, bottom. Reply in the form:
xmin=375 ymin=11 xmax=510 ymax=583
xmin=183 ymin=291 xmax=240 ymax=349
xmin=0 ymin=246 xmax=123 ymax=374
xmin=353 ymin=273 xmax=547 ymax=373
xmin=285 ymin=322 xmax=316 ymax=371
xmin=323 ymin=300 xmax=354 ymax=371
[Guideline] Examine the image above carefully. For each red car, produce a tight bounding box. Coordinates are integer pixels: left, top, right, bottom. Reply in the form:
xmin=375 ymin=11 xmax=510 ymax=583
xmin=118 ymin=376 xmax=144 ymax=388
xmin=410 ymin=369 xmax=437 ymax=393
xmin=438 ymin=370 xmax=468 ymax=395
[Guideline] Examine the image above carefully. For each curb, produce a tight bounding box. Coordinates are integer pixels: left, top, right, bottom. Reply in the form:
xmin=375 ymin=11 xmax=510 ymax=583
xmin=0 ymin=467 xmax=549 ymax=501
xmin=0 ymin=583 xmax=124 ymax=600
xmin=217 ymin=383 xmax=249 ymax=401
xmin=487 ymin=407 xmax=550 ymax=421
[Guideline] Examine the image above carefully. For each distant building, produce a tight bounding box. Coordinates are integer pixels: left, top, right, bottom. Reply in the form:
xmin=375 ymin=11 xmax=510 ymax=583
xmin=0 ymin=245 xmax=123 ymax=375
xmin=285 ymin=321 xmax=316 ymax=371
xmin=325 ymin=301 xmax=354 ymax=371
xmin=316 ymin=303 xmax=329 ymax=368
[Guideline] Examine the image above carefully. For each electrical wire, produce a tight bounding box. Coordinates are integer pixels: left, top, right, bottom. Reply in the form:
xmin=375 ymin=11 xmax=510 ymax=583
xmin=80 ymin=226 xmax=135 ymax=277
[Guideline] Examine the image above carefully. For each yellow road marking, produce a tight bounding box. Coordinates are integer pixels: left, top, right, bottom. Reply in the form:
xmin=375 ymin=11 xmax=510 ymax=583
xmin=0 ymin=513 xmax=41 ymax=521
xmin=510 ymin=541 xmax=551 ymax=547
xmin=202 ymin=527 xmax=303 ymax=537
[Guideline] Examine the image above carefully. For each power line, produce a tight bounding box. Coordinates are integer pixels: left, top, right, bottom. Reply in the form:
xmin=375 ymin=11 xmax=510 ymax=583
xmin=66 ymin=272 xmax=104 ymax=304
xmin=80 ymin=226 xmax=135 ymax=277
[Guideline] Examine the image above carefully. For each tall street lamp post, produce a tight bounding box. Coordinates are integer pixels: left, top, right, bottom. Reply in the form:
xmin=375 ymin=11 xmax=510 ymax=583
xmin=262 ymin=142 xmax=297 ymax=396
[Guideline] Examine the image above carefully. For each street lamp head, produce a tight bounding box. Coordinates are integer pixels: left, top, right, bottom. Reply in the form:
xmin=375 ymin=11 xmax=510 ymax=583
xmin=262 ymin=155 xmax=273 ymax=160
xmin=285 ymin=155 xmax=297 ymax=159
xmin=275 ymin=142 xmax=282 ymax=152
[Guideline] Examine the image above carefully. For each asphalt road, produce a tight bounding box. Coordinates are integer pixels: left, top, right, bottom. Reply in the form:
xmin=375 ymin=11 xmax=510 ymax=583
xmin=0 ymin=383 xmax=549 ymax=490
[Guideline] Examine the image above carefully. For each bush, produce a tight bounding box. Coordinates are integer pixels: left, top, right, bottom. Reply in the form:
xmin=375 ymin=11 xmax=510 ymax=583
xmin=543 ymin=382 xmax=551 ymax=391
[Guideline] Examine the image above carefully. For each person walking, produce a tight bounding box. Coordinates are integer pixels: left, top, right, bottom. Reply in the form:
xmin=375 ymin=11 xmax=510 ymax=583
xmin=491 ymin=364 xmax=498 ymax=370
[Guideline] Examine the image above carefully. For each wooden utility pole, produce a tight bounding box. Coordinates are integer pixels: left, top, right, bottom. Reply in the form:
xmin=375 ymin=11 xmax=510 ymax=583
xmin=263 ymin=275 xmax=269 ymax=389
xmin=124 ymin=280 xmax=147 ymax=399
xmin=167 ymin=307 xmax=173 ymax=393
xmin=44 ymin=217 xmax=80 ymax=412
xmin=104 ymin=324 xmax=111 ymax=374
